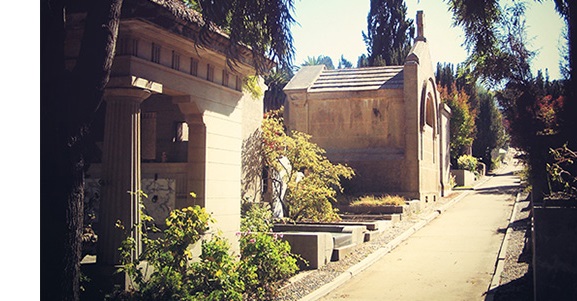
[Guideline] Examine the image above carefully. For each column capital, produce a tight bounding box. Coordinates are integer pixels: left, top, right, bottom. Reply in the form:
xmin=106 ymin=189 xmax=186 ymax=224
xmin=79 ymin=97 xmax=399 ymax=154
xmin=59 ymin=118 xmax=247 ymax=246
xmin=107 ymin=76 xmax=163 ymax=93
xmin=104 ymin=87 xmax=152 ymax=103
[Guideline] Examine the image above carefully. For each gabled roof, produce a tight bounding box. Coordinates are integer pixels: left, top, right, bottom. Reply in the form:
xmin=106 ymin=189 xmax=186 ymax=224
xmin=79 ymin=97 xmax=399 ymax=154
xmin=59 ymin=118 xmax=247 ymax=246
xmin=284 ymin=65 xmax=404 ymax=93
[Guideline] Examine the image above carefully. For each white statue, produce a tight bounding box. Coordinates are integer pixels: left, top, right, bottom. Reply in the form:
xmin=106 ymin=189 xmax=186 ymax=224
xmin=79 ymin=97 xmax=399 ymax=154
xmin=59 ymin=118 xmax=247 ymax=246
xmin=272 ymin=156 xmax=291 ymax=219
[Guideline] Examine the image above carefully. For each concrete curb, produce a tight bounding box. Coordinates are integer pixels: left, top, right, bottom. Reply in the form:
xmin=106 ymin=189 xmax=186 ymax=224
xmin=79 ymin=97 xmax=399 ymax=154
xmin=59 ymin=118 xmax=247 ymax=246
xmin=485 ymin=192 xmax=522 ymax=301
xmin=298 ymin=175 xmax=494 ymax=301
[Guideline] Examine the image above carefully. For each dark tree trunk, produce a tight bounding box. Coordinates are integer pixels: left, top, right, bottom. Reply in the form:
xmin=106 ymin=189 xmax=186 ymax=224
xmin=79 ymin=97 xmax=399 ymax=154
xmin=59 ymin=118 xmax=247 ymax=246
xmin=41 ymin=0 xmax=123 ymax=300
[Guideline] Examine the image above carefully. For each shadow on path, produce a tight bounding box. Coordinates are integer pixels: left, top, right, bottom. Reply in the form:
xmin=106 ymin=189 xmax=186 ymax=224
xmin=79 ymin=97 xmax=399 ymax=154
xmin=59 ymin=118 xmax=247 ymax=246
xmin=487 ymin=271 xmax=534 ymax=301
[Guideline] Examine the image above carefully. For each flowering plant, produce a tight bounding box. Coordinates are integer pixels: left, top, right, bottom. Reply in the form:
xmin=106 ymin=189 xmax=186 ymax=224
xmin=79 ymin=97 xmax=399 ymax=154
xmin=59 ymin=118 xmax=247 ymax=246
xmin=238 ymin=202 xmax=301 ymax=299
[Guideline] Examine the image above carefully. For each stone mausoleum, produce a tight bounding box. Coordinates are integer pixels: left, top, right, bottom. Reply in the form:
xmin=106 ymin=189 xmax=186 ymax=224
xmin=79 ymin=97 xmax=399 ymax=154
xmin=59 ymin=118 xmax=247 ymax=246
xmin=284 ymin=11 xmax=451 ymax=203
xmin=66 ymin=0 xmax=265 ymax=266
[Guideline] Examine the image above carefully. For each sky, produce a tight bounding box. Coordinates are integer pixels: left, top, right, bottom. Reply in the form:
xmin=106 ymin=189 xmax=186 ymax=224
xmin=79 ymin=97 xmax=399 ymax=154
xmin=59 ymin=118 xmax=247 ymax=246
xmin=290 ymin=0 xmax=566 ymax=80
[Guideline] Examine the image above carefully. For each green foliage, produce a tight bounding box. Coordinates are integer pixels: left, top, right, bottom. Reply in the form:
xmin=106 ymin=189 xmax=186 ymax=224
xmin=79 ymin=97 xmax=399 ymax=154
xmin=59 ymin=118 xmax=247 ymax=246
xmin=239 ymin=202 xmax=301 ymax=300
xmin=457 ymin=154 xmax=479 ymax=172
xmin=240 ymin=202 xmax=274 ymax=233
xmin=438 ymin=83 xmax=476 ymax=162
xmin=112 ymin=205 xmax=246 ymax=301
xmin=362 ymin=0 xmax=414 ymax=66
xmin=472 ymin=88 xmax=508 ymax=170
xmin=350 ymin=195 xmax=406 ymax=207
xmin=547 ymin=144 xmax=577 ymax=198
xmin=188 ymin=236 xmax=244 ymax=301
xmin=261 ymin=108 xmax=355 ymax=222
xmin=264 ymin=67 xmax=294 ymax=111
xmin=113 ymin=200 xmax=302 ymax=300
xmin=185 ymin=0 xmax=297 ymax=73
xmin=338 ymin=55 xmax=353 ymax=69
xmin=243 ymin=75 xmax=264 ymax=100
xmin=301 ymin=55 xmax=335 ymax=69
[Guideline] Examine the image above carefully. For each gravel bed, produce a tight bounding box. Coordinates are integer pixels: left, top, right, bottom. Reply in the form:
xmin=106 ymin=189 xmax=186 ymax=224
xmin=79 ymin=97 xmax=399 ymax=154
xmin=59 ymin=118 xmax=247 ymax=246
xmin=276 ymin=192 xmax=462 ymax=301
xmin=492 ymin=194 xmax=534 ymax=301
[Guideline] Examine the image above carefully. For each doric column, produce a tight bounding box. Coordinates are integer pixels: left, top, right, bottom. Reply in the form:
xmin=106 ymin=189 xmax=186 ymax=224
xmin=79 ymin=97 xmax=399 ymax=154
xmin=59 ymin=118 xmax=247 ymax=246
xmin=97 ymin=87 xmax=151 ymax=266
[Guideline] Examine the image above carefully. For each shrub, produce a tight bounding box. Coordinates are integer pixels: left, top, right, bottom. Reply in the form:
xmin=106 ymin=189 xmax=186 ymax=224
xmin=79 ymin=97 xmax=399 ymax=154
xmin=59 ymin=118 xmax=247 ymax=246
xmin=239 ymin=203 xmax=301 ymax=300
xmin=188 ymin=236 xmax=244 ymax=301
xmin=457 ymin=154 xmax=478 ymax=172
xmin=349 ymin=195 xmax=406 ymax=207
xmin=112 ymin=205 xmax=243 ymax=301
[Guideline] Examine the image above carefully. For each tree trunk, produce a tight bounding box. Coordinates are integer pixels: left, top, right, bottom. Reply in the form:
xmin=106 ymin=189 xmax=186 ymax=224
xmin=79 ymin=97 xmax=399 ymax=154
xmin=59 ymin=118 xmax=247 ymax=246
xmin=41 ymin=0 xmax=123 ymax=300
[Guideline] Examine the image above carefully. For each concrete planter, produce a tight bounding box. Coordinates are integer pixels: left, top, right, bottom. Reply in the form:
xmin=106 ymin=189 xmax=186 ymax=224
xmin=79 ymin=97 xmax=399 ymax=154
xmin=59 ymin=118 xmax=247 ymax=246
xmin=451 ymin=169 xmax=476 ymax=187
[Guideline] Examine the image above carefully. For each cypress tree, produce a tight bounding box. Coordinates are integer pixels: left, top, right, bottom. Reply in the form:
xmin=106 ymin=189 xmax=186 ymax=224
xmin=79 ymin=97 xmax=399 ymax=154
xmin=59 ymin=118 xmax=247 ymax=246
xmin=362 ymin=0 xmax=415 ymax=66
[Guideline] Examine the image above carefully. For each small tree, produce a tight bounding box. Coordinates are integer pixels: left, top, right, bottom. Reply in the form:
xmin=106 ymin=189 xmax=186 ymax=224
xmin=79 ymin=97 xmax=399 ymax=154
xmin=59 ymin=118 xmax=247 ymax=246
xmin=438 ymin=83 xmax=476 ymax=163
xmin=261 ymin=108 xmax=355 ymax=222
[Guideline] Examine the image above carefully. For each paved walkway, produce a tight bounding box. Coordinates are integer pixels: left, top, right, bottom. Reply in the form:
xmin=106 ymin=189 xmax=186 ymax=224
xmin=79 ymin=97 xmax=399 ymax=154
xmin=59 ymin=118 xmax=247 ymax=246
xmin=319 ymin=165 xmax=522 ymax=301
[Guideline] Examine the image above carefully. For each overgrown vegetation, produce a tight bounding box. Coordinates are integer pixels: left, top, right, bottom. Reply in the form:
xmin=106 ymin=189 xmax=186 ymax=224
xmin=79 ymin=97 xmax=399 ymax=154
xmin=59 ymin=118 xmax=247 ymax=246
xmin=261 ymin=108 xmax=355 ymax=222
xmin=349 ymin=195 xmax=407 ymax=207
xmin=111 ymin=198 xmax=300 ymax=300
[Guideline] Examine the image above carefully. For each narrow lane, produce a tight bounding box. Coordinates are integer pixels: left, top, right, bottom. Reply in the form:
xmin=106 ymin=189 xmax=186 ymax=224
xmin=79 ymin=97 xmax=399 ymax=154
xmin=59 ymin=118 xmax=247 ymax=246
xmin=320 ymin=165 xmax=521 ymax=301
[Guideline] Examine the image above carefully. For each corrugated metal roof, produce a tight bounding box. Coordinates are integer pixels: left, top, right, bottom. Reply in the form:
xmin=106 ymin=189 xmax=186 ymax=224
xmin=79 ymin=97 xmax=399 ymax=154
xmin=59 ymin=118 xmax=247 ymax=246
xmin=309 ymin=66 xmax=404 ymax=92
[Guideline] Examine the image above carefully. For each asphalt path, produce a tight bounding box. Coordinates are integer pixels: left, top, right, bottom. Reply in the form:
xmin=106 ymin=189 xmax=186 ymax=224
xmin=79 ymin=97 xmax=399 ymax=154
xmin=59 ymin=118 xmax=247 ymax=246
xmin=319 ymin=164 xmax=522 ymax=301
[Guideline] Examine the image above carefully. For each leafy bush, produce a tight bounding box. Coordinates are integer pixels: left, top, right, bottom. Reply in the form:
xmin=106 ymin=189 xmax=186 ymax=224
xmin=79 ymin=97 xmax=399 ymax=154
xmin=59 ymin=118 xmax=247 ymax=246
xmin=112 ymin=201 xmax=300 ymax=300
xmin=111 ymin=205 xmax=243 ymax=301
xmin=188 ymin=236 xmax=244 ymax=301
xmin=349 ymin=195 xmax=406 ymax=207
xmin=239 ymin=203 xmax=301 ymax=300
xmin=457 ymin=154 xmax=478 ymax=172
xmin=262 ymin=108 xmax=355 ymax=222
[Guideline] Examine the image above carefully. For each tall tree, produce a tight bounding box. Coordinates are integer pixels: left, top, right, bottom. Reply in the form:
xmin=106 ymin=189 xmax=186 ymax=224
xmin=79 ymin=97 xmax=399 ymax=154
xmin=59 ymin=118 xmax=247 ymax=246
xmin=472 ymin=89 xmax=507 ymax=171
xmin=438 ymin=83 xmax=476 ymax=163
xmin=362 ymin=0 xmax=414 ymax=66
xmin=446 ymin=0 xmax=573 ymax=199
xmin=41 ymin=0 xmax=296 ymax=300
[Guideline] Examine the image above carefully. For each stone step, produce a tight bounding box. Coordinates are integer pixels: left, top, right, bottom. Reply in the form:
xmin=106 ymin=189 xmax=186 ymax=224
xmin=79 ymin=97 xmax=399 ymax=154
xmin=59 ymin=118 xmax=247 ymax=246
xmin=331 ymin=244 xmax=357 ymax=261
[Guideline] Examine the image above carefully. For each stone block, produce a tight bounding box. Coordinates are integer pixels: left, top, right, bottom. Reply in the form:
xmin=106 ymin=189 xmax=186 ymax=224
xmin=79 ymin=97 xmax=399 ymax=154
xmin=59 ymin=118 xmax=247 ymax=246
xmin=405 ymin=200 xmax=422 ymax=216
xmin=331 ymin=243 xmax=357 ymax=261
xmin=341 ymin=225 xmax=366 ymax=245
xmin=280 ymin=232 xmax=334 ymax=270
xmin=451 ymin=169 xmax=475 ymax=186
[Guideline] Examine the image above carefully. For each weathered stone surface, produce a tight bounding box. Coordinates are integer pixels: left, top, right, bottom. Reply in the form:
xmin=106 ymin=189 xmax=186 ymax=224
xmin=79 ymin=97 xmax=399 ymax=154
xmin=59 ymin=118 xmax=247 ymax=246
xmin=283 ymin=24 xmax=450 ymax=202
xmin=280 ymin=232 xmax=334 ymax=270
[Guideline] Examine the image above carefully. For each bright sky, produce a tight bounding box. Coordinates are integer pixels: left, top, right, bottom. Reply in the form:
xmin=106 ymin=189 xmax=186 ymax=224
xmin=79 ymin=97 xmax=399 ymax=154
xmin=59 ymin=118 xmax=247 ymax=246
xmin=290 ymin=0 xmax=566 ymax=79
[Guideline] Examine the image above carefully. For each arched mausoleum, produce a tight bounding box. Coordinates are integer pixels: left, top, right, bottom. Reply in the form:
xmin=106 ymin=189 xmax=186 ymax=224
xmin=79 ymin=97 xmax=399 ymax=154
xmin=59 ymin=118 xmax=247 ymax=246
xmin=283 ymin=11 xmax=451 ymax=203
